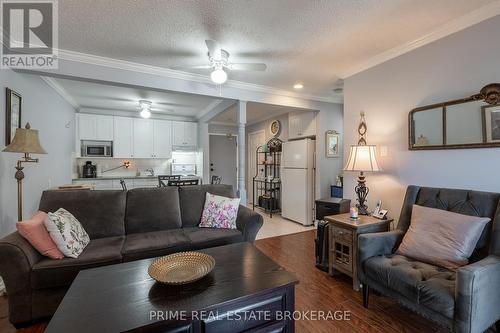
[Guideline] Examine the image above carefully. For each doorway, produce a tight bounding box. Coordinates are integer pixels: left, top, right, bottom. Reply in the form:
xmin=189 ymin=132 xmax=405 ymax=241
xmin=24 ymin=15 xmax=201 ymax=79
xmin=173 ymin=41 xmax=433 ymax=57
xmin=209 ymin=134 xmax=237 ymax=190
xmin=247 ymin=130 xmax=266 ymax=205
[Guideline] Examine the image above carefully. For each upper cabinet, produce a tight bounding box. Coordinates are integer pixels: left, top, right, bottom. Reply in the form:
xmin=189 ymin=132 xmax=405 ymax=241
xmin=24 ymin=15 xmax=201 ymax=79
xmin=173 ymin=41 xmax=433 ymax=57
xmin=133 ymin=119 xmax=154 ymax=158
xmin=113 ymin=117 xmax=133 ymax=158
xmin=78 ymin=114 xmax=192 ymax=158
xmin=172 ymin=121 xmax=197 ymax=147
xmin=78 ymin=114 xmax=114 ymax=141
xmin=153 ymin=120 xmax=173 ymax=158
xmin=133 ymin=119 xmax=173 ymax=159
xmin=288 ymin=111 xmax=316 ymax=139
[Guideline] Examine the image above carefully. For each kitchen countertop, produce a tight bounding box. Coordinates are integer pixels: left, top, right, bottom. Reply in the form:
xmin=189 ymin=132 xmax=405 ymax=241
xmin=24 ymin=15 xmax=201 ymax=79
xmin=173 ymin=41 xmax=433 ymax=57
xmin=72 ymin=175 xmax=200 ymax=181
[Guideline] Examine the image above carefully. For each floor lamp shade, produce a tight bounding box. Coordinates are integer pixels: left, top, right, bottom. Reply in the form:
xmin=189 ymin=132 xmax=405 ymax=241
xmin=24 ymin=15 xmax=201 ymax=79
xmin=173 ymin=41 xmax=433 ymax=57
xmin=3 ymin=125 xmax=46 ymax=154
xmin=2 ymin=123 xmax=46 ymax=221
xmin=344 ymin=145 xmax=381 ymax=215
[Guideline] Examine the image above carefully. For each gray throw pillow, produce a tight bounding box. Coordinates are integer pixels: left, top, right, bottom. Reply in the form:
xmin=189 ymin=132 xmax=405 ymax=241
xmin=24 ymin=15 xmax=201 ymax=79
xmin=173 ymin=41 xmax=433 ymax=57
xmin=396 ymin=205 xmax=490 ymax=270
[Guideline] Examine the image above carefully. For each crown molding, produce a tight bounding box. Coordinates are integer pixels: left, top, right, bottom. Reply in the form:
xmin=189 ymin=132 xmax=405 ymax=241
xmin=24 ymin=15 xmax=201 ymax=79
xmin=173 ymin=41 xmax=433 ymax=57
xmin=40 ymin=76 xmax=80 ymax=109
xmin=208 ymin=121 xmax=238 ymax=127
xmin=339 ymin=1 xmax=500 ymax=78
xmin=57 ymin=49 xmax=342 ymax=104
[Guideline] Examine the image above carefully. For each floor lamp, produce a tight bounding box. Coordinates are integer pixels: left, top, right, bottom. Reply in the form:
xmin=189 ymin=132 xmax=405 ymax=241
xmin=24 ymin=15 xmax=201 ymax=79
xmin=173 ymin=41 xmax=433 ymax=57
xmin=2 ymin=123 xmax=46 ymax=221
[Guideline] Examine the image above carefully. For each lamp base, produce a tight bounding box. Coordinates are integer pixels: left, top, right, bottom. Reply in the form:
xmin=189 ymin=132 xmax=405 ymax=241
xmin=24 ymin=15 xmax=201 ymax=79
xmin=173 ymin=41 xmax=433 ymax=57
xmin=355 ymin=171 xmax=370 ymax=215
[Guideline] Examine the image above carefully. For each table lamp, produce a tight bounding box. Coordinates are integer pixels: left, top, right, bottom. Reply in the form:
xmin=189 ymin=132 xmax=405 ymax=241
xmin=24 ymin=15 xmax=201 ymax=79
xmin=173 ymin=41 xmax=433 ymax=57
xmin=2 ymin=123 xmax=46 ymax=221
xmin=344 ymin=145 xmax=380 ymax=215
xmin=344 ymin=112 xmax=381 ymax=215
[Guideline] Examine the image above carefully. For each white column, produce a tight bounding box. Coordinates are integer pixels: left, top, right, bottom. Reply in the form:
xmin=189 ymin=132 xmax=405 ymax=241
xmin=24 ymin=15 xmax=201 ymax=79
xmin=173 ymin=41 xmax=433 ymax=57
xmin=236 ymin=100 xmax=247 ymax=204
xmin=198 ymin=121 xmax=210 ymax=184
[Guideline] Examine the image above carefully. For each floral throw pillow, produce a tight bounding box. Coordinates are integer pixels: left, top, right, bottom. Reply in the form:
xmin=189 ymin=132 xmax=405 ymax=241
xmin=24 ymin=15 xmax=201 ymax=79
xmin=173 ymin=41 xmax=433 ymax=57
xmin=44 ymin=208 xmax=90 ymax=258
xmin=199 ymin=193 xmax=241 ymax=229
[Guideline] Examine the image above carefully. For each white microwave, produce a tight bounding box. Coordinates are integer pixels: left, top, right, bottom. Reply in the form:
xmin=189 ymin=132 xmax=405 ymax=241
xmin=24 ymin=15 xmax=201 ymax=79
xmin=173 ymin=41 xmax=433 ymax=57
xmin=81 ymin=141 xmax=113 ymax=157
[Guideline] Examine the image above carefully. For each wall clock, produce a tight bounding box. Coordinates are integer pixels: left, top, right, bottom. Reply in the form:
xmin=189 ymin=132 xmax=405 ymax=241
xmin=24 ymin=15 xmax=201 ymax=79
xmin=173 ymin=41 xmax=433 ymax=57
xmin=270 ymin=119 xmax=281 ymax=137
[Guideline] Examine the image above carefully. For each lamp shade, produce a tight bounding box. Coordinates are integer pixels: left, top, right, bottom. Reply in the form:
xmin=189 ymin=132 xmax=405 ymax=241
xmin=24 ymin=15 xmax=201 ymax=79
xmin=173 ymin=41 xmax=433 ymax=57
xmin=3 ymin=123 xmax=46 ymax=154
xmin=344 ymin=145 xmax=380 ymax=172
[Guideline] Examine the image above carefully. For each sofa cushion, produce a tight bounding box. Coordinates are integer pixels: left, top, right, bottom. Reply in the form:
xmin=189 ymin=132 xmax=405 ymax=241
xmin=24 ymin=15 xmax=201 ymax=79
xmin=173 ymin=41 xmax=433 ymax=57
xmin=365 ymin=254 xmax=455 ymax=318
xmin=122 ymin=229 xmax=190 ymax=262
xmin=16 ymin=211 xmax=64 ymax=259
xmin=44 ymin=208 xmax=90 ymax=258
xmin=31 ymin=236 xmax=124 ymax=289
xmin=125 ymin=187 xmax=182 ymax=234
xmin=39 ymin=190 xmax=126 ymax=239
xmin=396 ymin=205 xmax=490 ymax=270
xmin=183 ymin=227 xmax=243 ymax=249
xmin=179 ymin=185 xmax=235 ymax=227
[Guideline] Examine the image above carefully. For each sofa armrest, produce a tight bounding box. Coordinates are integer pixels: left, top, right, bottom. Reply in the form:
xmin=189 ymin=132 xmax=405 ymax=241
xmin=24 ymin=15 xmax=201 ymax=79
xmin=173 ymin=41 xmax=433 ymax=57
xmin=236 ymin=205 xmax=263 ymax=243
xmin=454 ymin=255 xmax=500 ymax=333
xmin=358 ymin=230 xmax=404 ymax=282
xmin=0 ymin=231 xmax=42 ymax=324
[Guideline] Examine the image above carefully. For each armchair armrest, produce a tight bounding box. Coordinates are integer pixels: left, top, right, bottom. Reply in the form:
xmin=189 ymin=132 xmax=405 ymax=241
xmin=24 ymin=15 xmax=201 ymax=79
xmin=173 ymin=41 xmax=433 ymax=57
xmin=455 ymin=255 xmax=500 ymax=333
xmin=236 ymin=205 xmax=263 ymax=243
xmin=0 ymin=231 xmax=42 ymax=324
xmin=358 ymin=230 xmax=404 ymax=282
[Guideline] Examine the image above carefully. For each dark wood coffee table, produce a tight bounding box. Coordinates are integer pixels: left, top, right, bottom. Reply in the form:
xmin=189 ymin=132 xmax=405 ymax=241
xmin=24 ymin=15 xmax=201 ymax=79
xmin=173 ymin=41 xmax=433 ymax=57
xmin=45 ymin=242 xmax=298 ymax=333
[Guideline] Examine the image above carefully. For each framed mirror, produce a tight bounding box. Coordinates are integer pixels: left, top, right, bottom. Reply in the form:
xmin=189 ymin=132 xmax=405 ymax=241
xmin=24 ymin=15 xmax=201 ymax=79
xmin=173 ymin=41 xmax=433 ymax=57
xmin=409 ymin=84 xmax=500 ymax=150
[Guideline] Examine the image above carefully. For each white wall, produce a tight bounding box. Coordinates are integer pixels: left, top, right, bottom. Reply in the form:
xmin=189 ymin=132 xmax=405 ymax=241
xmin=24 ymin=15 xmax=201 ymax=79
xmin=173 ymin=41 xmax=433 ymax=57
xmin=0 ymin=70 xmax=76 ymax=236
xmin=343 ymin=15 xmax=500 ymax=225
xmin=315 ymin=103 xmax=344 ymax=198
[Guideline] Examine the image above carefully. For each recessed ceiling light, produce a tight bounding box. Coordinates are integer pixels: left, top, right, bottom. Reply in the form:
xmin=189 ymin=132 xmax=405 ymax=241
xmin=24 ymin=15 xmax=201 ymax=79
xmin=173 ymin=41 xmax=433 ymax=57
xmin=293 ymin=83 xmax=304 ymax=89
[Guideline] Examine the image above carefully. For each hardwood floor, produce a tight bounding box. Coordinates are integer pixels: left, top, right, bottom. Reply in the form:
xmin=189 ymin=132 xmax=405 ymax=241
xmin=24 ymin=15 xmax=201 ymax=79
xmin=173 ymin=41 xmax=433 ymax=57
xmin=0 ymin=230 xmax=474 ymax=332
xmin=256 ymin=230 xmax=447 ymax=333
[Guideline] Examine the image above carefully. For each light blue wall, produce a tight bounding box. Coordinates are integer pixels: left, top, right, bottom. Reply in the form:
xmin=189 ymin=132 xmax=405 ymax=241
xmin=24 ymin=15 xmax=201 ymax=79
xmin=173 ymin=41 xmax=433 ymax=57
xmin=343 ymin=15 xmax=500 ymax=223
xmin=0 ymin=70 xmax=76 ymax=236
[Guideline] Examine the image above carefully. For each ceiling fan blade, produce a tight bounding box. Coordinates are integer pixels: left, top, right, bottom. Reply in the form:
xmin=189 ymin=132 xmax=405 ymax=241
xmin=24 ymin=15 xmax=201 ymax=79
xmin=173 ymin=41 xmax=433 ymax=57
xmin=229 ymin=63 xmax=267 ymax=71
xmin=205 ymin=39 xmax=222 ymax=60
xmin=170 ymin=65 xmax=213 ymax=70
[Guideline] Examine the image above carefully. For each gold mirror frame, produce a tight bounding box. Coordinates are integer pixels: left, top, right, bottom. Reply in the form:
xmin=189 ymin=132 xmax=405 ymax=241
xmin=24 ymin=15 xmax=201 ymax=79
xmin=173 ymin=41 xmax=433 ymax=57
xmin=409 ymin=83 xmax=500 ymax=150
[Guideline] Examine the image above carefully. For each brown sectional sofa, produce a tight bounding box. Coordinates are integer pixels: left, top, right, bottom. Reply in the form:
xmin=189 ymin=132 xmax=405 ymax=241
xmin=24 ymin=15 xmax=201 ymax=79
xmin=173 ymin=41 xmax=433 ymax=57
xmin=0 ymin=184 xmax=263 ymax=326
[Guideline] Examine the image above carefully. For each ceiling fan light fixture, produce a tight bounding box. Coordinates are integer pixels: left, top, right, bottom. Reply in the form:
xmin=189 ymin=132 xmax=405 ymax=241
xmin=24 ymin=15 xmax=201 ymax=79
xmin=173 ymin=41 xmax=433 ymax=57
xmin=211 ymin=68 xmax=228 ymax=84
xmin=139 ymin=100 xmax=152 ymax=119
xmin=293 ymin=83 xmax=304 ymax=89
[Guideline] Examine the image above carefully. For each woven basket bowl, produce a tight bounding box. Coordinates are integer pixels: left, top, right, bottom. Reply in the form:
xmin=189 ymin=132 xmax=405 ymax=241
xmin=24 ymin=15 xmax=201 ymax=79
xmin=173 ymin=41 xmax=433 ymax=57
xmin=148 ymin=252 xmax=215 ymax=285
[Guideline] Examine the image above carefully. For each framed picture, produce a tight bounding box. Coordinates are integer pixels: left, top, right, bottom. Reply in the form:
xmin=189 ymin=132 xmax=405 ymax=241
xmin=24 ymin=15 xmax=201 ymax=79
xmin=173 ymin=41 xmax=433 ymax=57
xmin=325 ymin=130 xmax=340 ymax=157
xmin=269 ymin=119 xmax=281 ymax=137
xmin=5 ymin=88 xmax=22 ymax=145
xmin=482 ymin=105 xmax=500 ymax=143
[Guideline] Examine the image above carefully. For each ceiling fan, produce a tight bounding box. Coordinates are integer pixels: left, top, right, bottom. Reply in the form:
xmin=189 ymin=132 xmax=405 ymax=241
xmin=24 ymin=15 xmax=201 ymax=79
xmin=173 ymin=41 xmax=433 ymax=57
xmin=172 ymin=40 xmax=267 ymax=84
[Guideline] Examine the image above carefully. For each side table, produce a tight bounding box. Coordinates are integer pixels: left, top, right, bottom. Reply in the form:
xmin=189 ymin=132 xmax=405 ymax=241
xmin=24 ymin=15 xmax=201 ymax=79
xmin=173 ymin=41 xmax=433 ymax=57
xmin=325 ymin=213 xmax=393 ymax=291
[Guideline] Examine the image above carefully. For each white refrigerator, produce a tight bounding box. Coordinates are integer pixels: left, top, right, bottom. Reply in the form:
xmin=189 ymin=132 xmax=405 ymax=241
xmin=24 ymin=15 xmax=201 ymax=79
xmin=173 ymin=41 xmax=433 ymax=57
xmin=281 ymin=138 xmax=315 ymax=226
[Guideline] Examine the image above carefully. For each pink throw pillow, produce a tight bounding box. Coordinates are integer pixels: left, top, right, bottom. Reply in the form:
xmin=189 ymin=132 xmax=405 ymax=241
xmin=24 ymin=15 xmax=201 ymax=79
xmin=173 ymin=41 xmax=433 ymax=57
xmin=16 ymin=211 xmax=64 ymax=259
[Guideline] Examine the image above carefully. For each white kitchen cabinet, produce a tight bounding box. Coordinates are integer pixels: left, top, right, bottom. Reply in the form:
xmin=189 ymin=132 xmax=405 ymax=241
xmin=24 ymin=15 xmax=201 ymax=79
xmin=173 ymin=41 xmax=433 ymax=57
xmin=78 ymin=114 xmax=114 ymax=141
xmin=133 ymin=119 xmax=154 ymax=158
xmin=73 ymin=179 xmax=114 ymax=190
xmin=95 ymin=115 xmax=114 ymax=141
xmin=133 ymin=178 xmax=158 ymax=188
xmin=153 ymin=120 xmax=172 ymax=158
xmin=78 ymin=114 xmax=97 ymax=140
xmin=184 ymin=122 xmax=198 ymax=146
xmin=113 ymin=117 xmax=133 ymax=158
xmin=172 ymin=121 xmax=197 ymax=147
xmin=288 ymin=112 xmax=316 ymax=139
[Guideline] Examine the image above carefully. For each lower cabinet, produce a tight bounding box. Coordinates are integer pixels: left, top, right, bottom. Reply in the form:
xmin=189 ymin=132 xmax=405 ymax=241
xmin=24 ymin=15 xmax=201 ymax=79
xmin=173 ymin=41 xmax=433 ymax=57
xmin=73 ymin=178 xmax=157 ymax=189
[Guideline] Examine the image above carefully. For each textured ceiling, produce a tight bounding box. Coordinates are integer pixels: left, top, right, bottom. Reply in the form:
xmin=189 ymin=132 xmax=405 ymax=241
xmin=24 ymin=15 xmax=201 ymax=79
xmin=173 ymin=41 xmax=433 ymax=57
xmin=53 ymin=78 xmax=219 ymax=117
xmin=58 ymin=0 xmax=496 ymax=98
